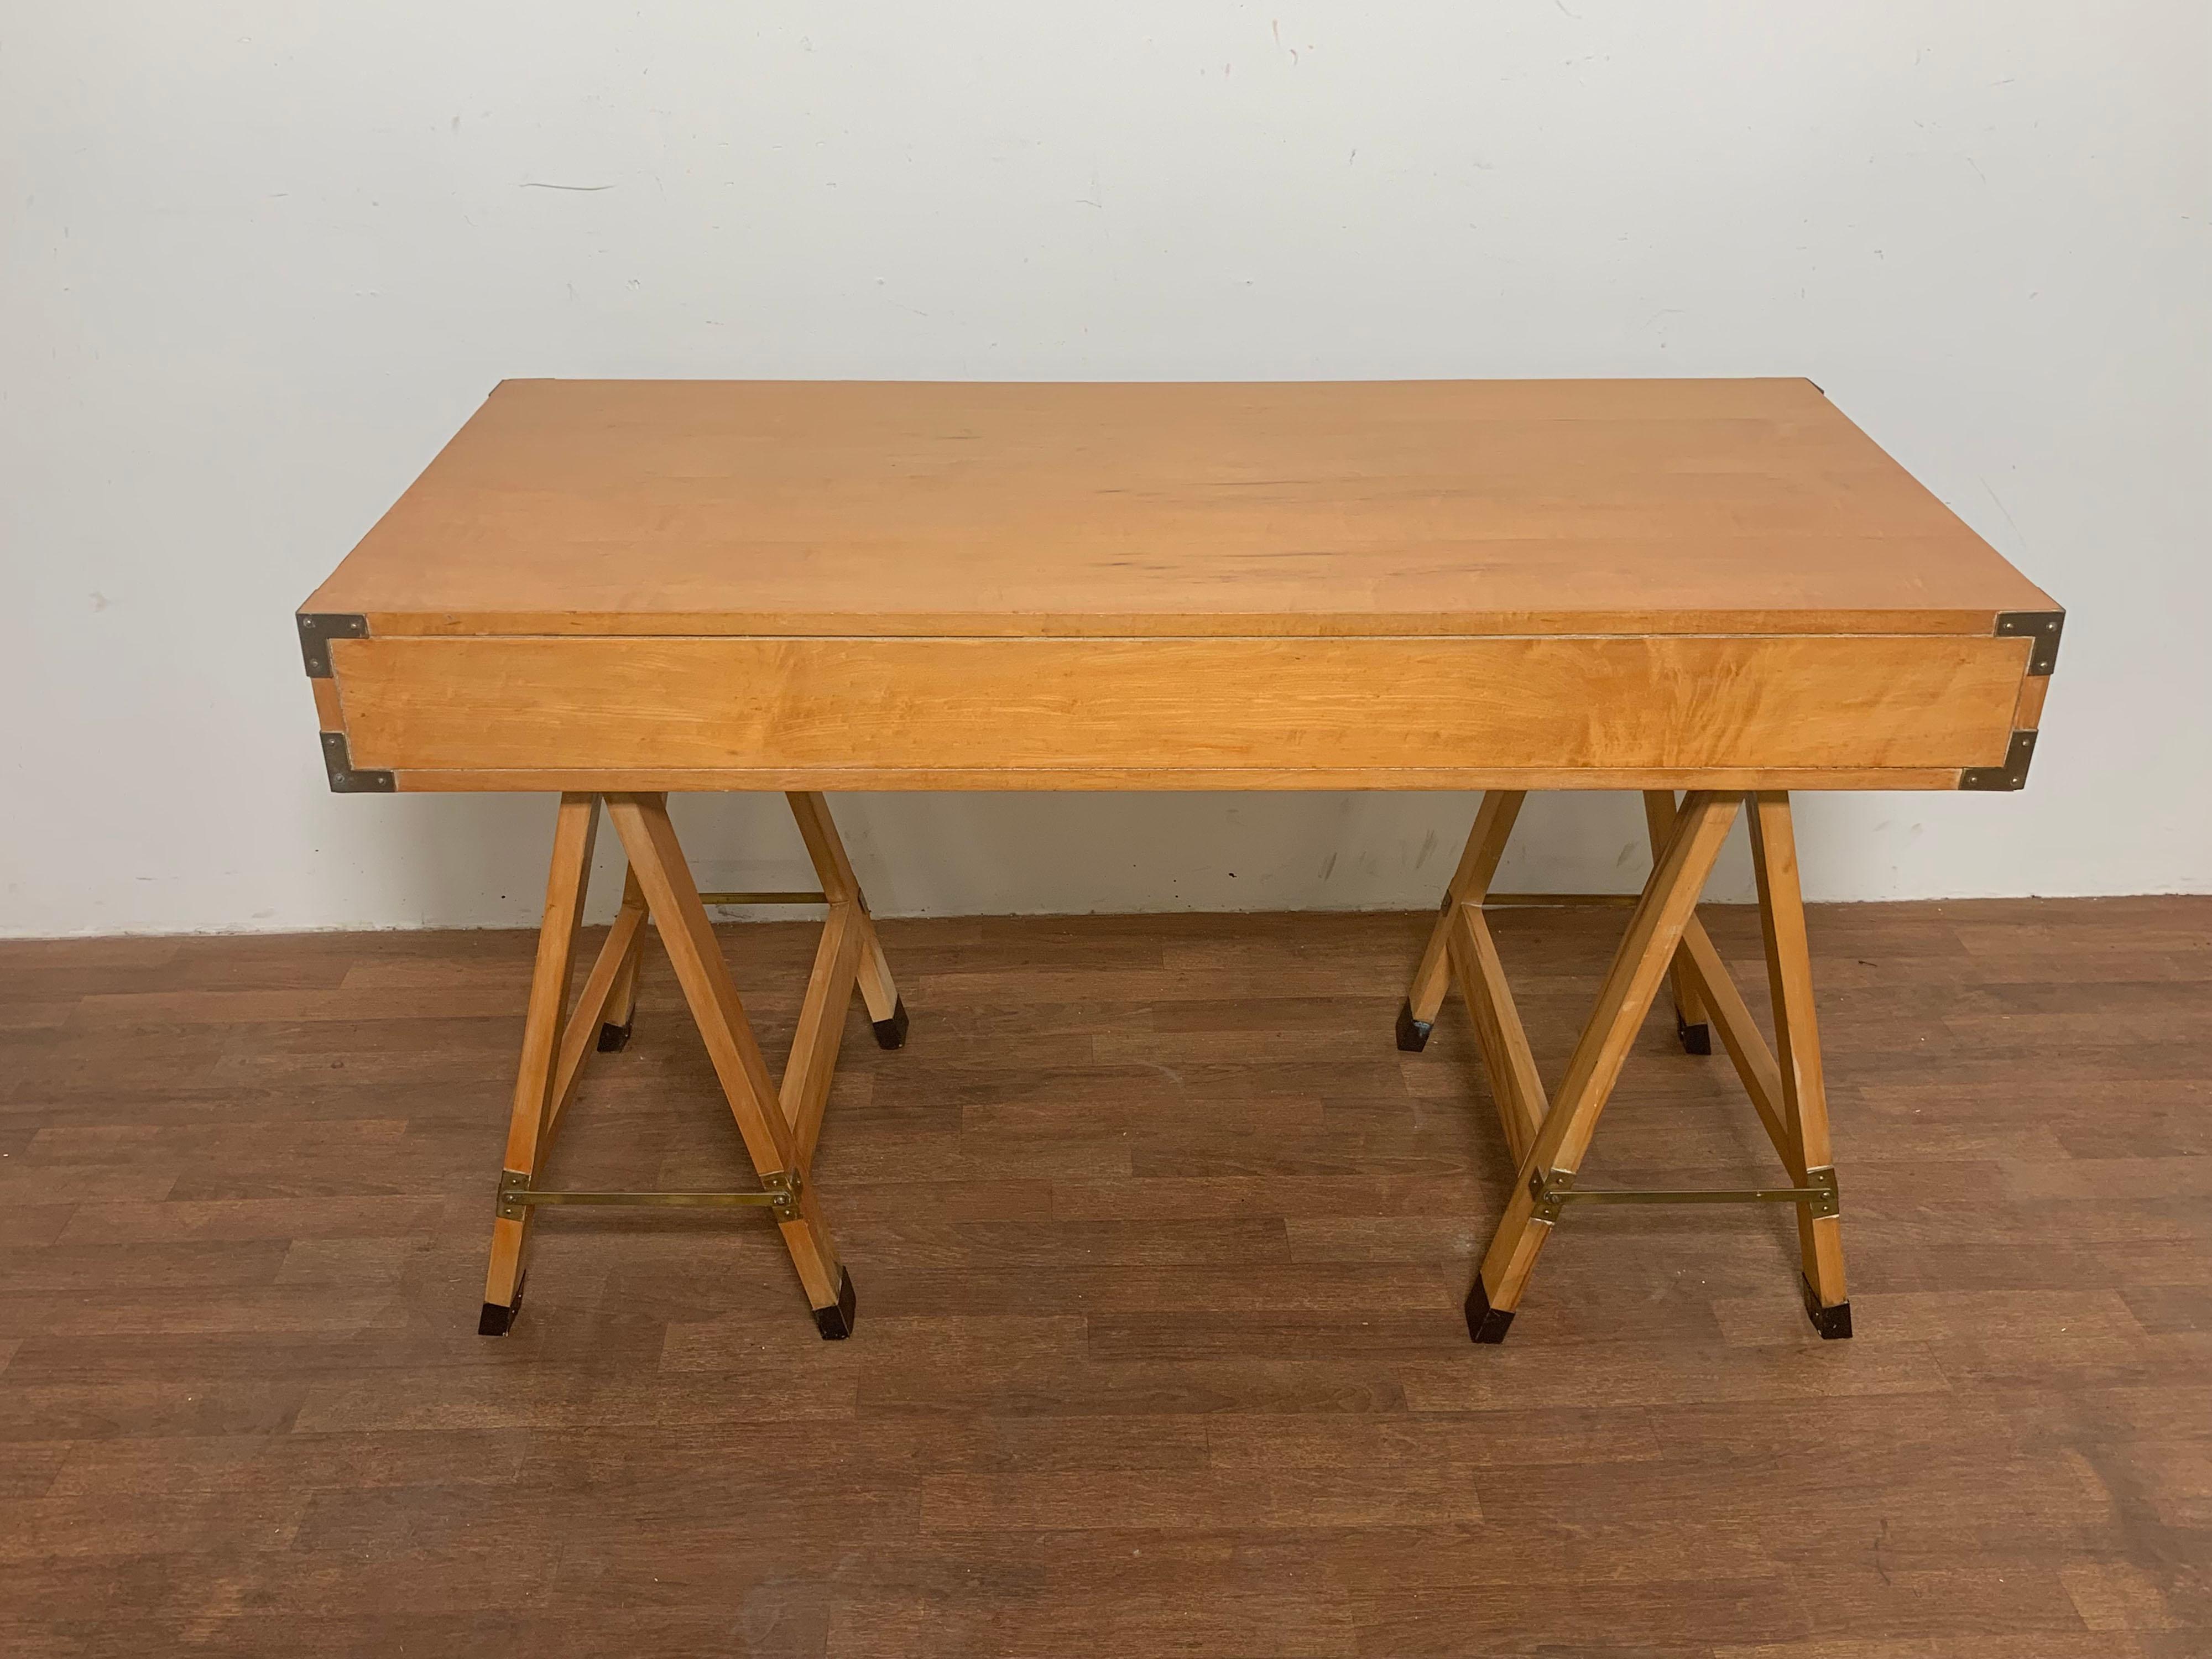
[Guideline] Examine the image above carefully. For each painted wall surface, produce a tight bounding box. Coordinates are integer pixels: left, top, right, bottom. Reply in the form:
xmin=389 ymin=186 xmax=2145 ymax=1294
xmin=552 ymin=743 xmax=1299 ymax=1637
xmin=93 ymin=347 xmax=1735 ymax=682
xmin=3 ymin=4 xmax=2206 ymax=935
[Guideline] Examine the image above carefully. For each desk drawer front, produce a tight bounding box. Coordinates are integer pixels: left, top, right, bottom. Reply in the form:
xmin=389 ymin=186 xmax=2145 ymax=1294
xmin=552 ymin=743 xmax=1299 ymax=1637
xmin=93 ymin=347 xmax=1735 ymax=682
xmin=327 ymin=633 xmax=2028 ymax=780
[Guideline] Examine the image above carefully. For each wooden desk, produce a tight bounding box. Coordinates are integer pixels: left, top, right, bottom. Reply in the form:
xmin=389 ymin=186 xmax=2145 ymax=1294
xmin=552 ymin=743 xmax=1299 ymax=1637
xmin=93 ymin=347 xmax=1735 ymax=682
xmin=299 ymin=378 xmax=2062 ymax=1343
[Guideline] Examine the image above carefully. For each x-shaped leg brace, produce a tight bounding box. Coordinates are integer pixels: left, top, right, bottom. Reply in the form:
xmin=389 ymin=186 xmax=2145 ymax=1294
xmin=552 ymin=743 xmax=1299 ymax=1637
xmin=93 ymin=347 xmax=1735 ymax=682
xmin=1405 ymin=790 xmax=1851 ymax=1343
xmin=478 ymin=791 xmax=905 ymax=1339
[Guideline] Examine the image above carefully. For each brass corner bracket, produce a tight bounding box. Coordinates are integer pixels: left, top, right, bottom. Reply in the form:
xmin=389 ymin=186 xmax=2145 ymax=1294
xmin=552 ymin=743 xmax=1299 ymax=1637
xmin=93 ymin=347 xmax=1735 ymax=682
xmin=297 ymin=612 xmax=368 ymax=678
xmin=1994 ymin=610 xmax=2064 ymax=676
xmin=320 ymin=731 xmax=395 ymax=794
xmin=1960 ymin=729 xmax=2037 ymax=792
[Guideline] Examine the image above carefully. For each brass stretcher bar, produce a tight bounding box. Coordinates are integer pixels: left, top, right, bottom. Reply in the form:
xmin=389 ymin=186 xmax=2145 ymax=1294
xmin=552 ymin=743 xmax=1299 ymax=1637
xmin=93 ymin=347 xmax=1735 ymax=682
xmin=297 ymin=378 xmax=2061 ymax=1345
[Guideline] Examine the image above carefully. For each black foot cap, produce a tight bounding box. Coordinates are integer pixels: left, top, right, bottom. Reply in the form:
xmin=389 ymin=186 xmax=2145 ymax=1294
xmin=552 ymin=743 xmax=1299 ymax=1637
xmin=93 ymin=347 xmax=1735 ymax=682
xmin=596 ymin=1019 xmax=633 ymax=1053
xmin=1396 ymin=1000 xmax=1433 ymax=1053
xmin=813 ymin=1269 xmax=858 ymax=1340
xmin=871 ymin=998 xmax=909 ymax=1051
xmin=1465 ymin=1278 xmax=1515 ymax=1344
xmin=478 ymin=1275 xmax=525 ymax=1337
xmin=1801 ymin=1275 xmax=1853 ymax=1340
xmin=1676 ymin=1016 xmax=1712 ymax=1055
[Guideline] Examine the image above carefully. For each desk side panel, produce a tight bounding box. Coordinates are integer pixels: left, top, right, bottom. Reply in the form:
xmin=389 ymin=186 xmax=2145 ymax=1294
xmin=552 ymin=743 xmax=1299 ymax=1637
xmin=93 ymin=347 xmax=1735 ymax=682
xmin=324 ymin=633 xmax=2030 ymax=787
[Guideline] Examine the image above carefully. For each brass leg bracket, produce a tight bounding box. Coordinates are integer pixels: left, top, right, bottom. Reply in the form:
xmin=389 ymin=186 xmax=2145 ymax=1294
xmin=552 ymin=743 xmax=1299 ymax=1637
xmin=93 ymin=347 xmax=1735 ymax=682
xmin=1528 ymin=1165 xmax=1838 ymax=1223
xmin=497 ymin=1166 xmax=804 ymax=1223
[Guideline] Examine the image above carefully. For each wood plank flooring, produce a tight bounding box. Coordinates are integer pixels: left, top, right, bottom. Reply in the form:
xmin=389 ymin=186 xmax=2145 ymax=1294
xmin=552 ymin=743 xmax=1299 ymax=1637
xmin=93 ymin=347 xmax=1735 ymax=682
xmin=1 ymin=896 xmax=2207 ymax=1656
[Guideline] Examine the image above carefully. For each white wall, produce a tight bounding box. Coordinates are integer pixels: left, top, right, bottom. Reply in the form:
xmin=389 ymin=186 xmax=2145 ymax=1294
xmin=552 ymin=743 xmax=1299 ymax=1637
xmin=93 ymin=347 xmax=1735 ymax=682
xmin=4 ymin=3 xmax=2206 ymax=936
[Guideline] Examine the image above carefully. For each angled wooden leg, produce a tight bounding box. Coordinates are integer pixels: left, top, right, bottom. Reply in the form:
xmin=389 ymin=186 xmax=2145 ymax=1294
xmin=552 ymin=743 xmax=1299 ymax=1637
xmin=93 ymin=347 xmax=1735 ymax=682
xmin=782 ymin=898 xmax=864 ymax=1170
xmin=1401 ymin=790 xmax=1526 ymax=1051
xmin=481 ymin=792 xmax=600 ymax=1335
xmin=1444 ymin=901 xmax=1547 ymax=1164
xmin=1750 ymin=791 xmax=1851 ymax=1338
xmin=1672 ymin=921 xmax=1796 ymax=1171
xmin=1628 ymin=796 xmax=1851 ymax=1337
xmin=606 ymin=793 xmax=857 ymax=1337
xmin=787 ymin=792 xmax=907 ymax=1048
xmin=595 ymin=867 xmax=649 ymax=1052
xmin=1467 ymin=792 xmax=1741 ymax=1342
xmin=1643 ymin=791 xmax=1712 ymax=1054
xmin=544 ymin=888 xmax=651 ymax=1146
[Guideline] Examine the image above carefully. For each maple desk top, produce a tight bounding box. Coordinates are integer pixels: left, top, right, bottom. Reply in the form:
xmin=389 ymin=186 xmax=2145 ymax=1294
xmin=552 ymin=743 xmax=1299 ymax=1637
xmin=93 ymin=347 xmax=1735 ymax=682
xmin=305 ymin=378 xmax=2056 ymax=640
xmin=298 ymin=379 xmax=2061 ymax=793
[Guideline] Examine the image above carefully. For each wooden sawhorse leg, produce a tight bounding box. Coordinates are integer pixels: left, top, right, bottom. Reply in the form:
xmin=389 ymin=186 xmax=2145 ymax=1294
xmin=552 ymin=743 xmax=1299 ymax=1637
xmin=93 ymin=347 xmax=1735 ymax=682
xmin=1404 ymin=790 xmax=1851 ymax=1343
xmin=479 ymin=792 xmax=601 ymax=1334
xmin=1749 ymin=792 xmax=1850 ymax=1335
xmin=478 ymin=791 xmax=905 ymax=1339
xmin=787 ymin=792 xmax=908 ymax=1051
xmin=1399 ymin=791 xmax=1526 ymax=1052
xmin=592 ymin=867 xmax=649 ymax=1053
xmin=1644 ymin=791 xmax=1712 ymax=1055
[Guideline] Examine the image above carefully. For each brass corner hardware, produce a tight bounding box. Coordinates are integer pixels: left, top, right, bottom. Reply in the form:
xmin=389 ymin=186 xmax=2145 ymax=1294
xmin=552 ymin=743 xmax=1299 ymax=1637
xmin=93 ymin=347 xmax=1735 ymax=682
xmin=1528 ymin=1166 xmax=1573 ymax=1222
xmin=320 ymin=731 xmax=395 ymax=794
xmin=1994 ymin=610 xmax=2064 ymax=676
xmin=297 ymin=612 xmax=368 ymax=678
xmin=1960 ymin=730 xmax=2037 ymax=792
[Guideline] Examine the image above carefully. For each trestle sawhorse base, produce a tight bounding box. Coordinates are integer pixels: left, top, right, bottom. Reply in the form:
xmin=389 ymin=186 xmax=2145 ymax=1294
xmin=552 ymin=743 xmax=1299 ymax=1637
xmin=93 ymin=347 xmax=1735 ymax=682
xmin=477 ymin=790 xmax=904 ymax=1341
xmin=1404 ymin=790 xmax=1852 ymax=1345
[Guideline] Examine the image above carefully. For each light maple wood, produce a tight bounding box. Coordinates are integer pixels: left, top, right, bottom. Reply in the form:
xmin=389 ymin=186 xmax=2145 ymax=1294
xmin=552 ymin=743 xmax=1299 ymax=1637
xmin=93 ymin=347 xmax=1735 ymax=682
xmin=781 ymin=901 xmax=862 ymax=1170
xmin=603 ymin=796 xmax=791 ymax=1174
xmin=1407 ymin=790 xmax=1525 ymax=1029
xmin=1750 ymin=792 xmax=1849 ymax=1313
xmin=786 ymin=791 xmax=900 ymax=1022
xmin=1444 ymin=902 xmax=1548 ymax=1162
xmin=1534 ymin=794 xmax=1745 ymax=1175
xmin=471 ymin=791 xmax=893 ymax=1332
xmin=1411 ymin=785 xmax=1855 ymax=1336
xmin=1672 ymin=918 xmax=1794 ymax=1167
xmin=603 ymin=792 xmax=846 ymax=1313
xmin=1410 ymin=799 xmax=1797 ymax=1168
xmin=392 ymin=763 xmax=1970 ymax=792
xmin=786 ymin=791 xmax=864 ymax=902
xmin=544 ymin=893 xmax=649 ymax=1141
xmin=482 ymin=792 xmax=598 ymax=1314
xmin=304 ymin=378 xmax=2058 ymax=640
xmin=329 ymin=632 xmax=2030 ymax=782
xmin=301 ymin=380 xmax=2058 ymax=792
xmin=1475 ymin=792 xmax=1741 ymax=1314
xmin=854 ymin=916 xmax=899 ymax=1026
xmin=1642 ymin=791 xmax=1708 ymax=1038
xmin=601 ymin=867 xmax=649 ymax=1037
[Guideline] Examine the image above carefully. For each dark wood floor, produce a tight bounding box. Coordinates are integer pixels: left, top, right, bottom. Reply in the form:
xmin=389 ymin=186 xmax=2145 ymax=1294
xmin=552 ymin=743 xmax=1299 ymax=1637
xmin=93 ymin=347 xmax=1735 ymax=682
xmin=1 ymin=896 xmax=2208 ymax=1656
